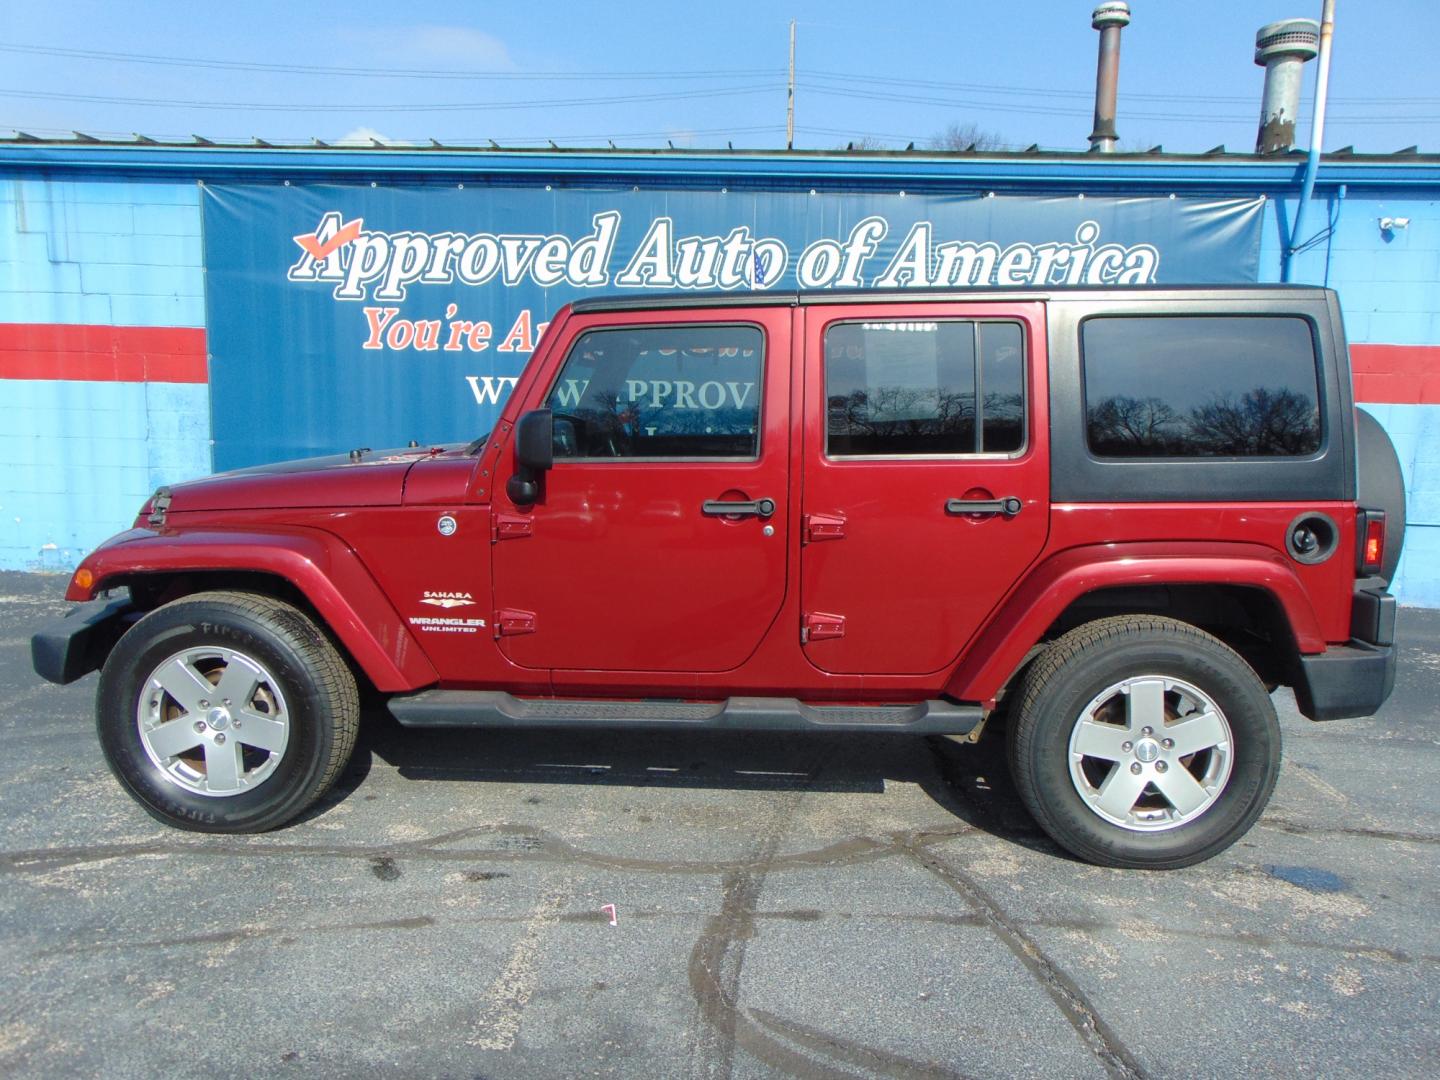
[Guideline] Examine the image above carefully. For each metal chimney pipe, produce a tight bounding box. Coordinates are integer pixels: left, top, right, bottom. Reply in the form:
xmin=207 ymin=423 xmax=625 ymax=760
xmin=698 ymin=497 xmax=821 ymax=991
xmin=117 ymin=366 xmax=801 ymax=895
xmin=1088 ymin=2 xmax=1131 ymax=153
xmin=1254 ymin=18 xmax=1320 ymax=154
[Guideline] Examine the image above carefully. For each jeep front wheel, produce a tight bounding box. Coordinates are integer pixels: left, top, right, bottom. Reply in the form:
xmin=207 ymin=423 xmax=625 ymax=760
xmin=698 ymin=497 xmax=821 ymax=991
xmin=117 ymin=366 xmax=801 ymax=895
xmin=1008 ymin=616 xmax=1281 ymax=869
xmin=97 ymin=590 xmax=359 ymax=832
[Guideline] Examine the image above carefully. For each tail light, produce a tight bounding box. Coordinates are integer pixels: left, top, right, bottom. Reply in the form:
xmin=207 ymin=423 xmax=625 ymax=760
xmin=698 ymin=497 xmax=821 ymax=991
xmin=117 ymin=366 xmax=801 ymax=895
xmin=1356 ymin=509 xmax=1386 ymax=576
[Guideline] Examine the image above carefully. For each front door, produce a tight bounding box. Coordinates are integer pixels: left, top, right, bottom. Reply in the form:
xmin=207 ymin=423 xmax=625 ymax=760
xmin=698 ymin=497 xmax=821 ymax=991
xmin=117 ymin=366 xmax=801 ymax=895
xmin=493 ymin=307 xmax=792 ymax=673
xmin=800 ymin=302 xmax=1051 ymax=676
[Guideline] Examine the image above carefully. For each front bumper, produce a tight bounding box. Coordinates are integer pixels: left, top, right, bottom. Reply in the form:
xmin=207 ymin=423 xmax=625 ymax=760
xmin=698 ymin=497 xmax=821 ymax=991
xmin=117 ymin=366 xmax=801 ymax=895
xmin=31 ymin=596 xmax=135 ymax=685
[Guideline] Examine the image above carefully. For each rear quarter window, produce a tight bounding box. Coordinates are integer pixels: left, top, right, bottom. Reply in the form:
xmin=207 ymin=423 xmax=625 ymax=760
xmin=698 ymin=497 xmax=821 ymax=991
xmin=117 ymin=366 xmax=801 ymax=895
xmin=1082 ymin=315 xmax=1322 ymax=458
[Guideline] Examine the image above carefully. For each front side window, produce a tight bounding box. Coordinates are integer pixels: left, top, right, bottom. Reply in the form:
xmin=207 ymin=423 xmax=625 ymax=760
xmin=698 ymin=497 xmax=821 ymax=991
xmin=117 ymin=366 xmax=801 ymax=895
xmin=546 ymin=324 xmax=763 ymax=459
xmin=826 ymin=320 xmax=1025 ymax=456
xmin=1082 ymin=315 xmax=1322 ymax=458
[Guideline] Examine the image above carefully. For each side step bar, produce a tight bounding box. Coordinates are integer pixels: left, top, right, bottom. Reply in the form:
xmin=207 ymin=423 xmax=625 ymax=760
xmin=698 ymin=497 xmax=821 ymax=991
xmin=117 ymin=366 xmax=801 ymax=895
xmin=387 ymin=691 xmax=982 ymax=736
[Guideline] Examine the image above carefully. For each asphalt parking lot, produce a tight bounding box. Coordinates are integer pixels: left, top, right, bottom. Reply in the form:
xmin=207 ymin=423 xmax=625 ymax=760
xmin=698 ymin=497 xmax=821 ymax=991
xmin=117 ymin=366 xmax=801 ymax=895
xmin=0 ymin=570 xmax=1437 ymax=1079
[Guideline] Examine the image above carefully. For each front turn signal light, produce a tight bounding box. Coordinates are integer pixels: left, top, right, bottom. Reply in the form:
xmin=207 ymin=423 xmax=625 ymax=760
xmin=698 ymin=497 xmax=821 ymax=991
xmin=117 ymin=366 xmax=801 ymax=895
xmin=73 ymin=568 xmax=94 ymax=591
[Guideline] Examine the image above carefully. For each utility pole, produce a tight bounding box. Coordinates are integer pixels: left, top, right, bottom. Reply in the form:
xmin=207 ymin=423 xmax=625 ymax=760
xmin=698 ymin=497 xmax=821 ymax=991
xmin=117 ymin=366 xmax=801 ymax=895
xmin=786 ymin=19 xmax=796 ymax=151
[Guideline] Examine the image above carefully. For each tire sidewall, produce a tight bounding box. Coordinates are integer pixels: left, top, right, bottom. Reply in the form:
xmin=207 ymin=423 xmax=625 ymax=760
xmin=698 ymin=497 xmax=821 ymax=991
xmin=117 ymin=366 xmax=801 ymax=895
xmin=1020 ymin=633 xmax=1281 ymax=868
xmin=98 ymin=601 xmax=337 ymax=832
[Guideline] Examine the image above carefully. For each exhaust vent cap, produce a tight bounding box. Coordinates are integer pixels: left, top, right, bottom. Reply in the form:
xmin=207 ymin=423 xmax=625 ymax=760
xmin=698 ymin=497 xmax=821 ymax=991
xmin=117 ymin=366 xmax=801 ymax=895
xmin=1255 ymin=18 xmax=1319 ymax=65
xmin=1091 ymin=2 xmax=1130 ymax=30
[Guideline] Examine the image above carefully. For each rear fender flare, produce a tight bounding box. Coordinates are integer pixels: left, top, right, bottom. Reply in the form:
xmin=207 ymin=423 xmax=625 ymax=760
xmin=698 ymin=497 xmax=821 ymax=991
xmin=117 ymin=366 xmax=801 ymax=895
xmin=944 ymin=541 xmax=1325 ymax=704
xmin=69 ymin=527 xmax=438 ymax=692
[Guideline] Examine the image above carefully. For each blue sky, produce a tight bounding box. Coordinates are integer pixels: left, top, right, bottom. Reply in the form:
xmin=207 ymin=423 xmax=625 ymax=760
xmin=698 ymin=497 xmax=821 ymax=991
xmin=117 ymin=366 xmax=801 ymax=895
xmin=3 ymin=1 xmax=1437 ymax=153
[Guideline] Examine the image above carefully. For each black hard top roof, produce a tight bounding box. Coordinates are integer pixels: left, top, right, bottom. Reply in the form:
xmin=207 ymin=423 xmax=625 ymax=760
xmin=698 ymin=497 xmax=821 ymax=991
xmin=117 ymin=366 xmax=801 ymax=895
xmin=568 ymin=284 xmax=1333 ymax=314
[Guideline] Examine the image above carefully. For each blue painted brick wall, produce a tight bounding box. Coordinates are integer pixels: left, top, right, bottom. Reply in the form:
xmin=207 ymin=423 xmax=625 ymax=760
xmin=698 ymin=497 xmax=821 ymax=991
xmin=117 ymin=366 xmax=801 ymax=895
xmin=3 ymin=174 xmax=1438 ymax=608
xmin=1264 ymin=192 xmax=1440 ymax=606
xmin=0 ymin=177 xmax=211 ymax=572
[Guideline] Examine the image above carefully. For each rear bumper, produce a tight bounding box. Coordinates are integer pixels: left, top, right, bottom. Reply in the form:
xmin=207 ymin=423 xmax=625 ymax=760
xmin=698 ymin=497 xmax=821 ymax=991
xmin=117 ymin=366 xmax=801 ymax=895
xmin=31 ymin=597 xmax=135 ymax=685
xmin=1294 ymin=640 xmax=1396 ymax=721
xmin=1293 ymin=585 xmax=1398 ymax=721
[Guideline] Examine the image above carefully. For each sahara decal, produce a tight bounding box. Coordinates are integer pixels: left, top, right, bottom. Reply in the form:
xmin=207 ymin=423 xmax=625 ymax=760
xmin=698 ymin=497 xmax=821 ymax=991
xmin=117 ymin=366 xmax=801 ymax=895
xmin=420 ymin=590 xmax=475 ymax=608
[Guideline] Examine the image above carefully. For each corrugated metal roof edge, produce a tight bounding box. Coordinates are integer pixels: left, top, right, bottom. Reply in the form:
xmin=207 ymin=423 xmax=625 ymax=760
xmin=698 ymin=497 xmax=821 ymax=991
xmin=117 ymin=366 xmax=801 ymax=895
xmin=1 ymin=141 xmax=1437 ymax=189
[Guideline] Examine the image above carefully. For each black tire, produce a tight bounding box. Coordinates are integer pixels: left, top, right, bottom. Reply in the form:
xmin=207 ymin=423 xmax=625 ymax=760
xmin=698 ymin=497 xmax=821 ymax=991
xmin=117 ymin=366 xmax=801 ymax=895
xmin=1007 ymin=616 xmax=1280 ymax=870
xmin=97 ymin=590 xmax=359 ymax=832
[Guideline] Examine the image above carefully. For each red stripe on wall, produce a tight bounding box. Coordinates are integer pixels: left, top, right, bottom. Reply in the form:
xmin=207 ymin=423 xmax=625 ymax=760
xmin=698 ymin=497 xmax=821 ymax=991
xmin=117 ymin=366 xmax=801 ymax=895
xmin=1351 ymin=344 xmax=1440 ymax=405
xmin=0 ymin=323 xmax=207 ymax=383
xmin=0 ymin=324 xmax=1432 ymax=399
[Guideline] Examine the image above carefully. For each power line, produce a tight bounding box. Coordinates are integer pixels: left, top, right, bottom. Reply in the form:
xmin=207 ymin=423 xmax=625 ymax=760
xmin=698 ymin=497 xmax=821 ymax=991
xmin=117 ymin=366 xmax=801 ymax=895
xmin=0 ymin=84 xmax=784 ymax=113
xmin=803 ymin=84 xmax=1440 ymax=125
xmin=806 ymin=70 xmax=1440 ymax=107
xmin=11 ymin=42 xmax=1436 ymax=108
xmin=799 ymin=124 xmax=998 ymax=146
xmin=0 ymin=120 xmax=786 ymax=145
xmin=0 ymin=42 xmax=782 ymax=82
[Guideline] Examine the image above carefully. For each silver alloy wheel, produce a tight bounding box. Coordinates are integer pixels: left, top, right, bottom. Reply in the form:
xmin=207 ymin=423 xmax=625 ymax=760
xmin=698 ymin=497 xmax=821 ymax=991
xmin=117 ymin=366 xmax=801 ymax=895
xmin=136 ymin=646 xmax=290 ymax=797
xmin=1067 ymin=675 xmax=1234 ymax=832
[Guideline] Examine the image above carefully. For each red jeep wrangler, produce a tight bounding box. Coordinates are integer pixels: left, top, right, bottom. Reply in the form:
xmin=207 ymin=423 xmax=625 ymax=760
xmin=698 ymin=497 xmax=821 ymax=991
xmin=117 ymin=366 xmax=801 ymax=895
xmin=32 ymin=286 xmax=1403 ymax=869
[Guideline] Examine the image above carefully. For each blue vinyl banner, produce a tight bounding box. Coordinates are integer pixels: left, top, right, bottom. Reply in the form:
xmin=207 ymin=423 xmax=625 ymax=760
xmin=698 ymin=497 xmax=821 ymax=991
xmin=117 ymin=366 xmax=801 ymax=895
xmin=201 ymin=183 xmax=1263 ymax=470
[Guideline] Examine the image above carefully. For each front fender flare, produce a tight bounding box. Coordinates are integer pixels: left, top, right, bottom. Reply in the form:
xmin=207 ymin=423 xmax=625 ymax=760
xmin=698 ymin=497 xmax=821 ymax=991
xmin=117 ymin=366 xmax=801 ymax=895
xmin=944 ymin=541 xmax=1325 ymax=704
xmin=69 ymin=526 xmax=438 ymax=692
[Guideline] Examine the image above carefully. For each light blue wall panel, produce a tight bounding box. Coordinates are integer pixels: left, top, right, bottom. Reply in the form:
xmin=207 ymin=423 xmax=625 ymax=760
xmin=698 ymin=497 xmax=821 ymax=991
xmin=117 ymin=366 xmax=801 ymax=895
xmin=0 ymin=175 xmax=211 ymax=572
xmin=0 ymin=380 xmax=212 ymax=572
xmin=1265 ymin=193 xmax=1440 ymax=346
xmin=0 ymin=176 xmax=204 ymax=328
xmin=1263 ymin=191 xmax=1440 ymax=606
xmin=1358 ymin=404 xmax=1440 ymax=607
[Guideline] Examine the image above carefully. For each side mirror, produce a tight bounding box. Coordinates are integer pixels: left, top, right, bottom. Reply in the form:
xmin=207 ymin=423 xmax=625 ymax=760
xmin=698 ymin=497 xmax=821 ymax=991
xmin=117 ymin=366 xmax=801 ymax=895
xmin=515 ymin=408 xmax=554 ymax=472
xmin=507 ymin=408 xmax=553 ymax=506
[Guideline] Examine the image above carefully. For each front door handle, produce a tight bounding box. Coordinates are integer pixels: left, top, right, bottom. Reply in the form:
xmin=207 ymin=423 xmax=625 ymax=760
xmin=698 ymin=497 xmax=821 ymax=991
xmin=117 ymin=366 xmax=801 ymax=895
xmin=945 ymin=497 xmax=1023 ymax=518
xmin=702 ymin=498 xmax=776 ymax=519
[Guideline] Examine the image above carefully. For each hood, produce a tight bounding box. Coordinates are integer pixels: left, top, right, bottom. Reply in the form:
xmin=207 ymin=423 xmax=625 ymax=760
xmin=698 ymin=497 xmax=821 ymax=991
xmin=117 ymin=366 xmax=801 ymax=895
xmin=161 ymin=446 xmax=462 ymax=513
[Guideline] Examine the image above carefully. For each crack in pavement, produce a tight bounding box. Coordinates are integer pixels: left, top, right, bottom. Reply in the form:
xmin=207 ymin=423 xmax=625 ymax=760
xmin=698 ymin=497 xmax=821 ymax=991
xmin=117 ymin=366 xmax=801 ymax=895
xmin=0 ymin=825 xmax=943 ymax=877
xmin=687 ymin=786 xmax=799 ymax=1080
xmin=684 ymin=748 xmax=974 ymax=1080
xmin=1257 ymin=818 xmax=1440 ymax=845
xmin=899 ymin=838 xmax=1148 ymax=1080
xmin=25 ymin=903 xmax=1435 ymax=970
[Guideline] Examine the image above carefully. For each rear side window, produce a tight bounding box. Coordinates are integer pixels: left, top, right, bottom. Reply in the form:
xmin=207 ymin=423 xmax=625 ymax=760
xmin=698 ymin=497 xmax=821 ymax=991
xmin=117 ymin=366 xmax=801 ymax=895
xmin=826 ymin=320 xmax=1025 ymax=456
xmin=1082 ymin=316 xmax=1322 ymax=458
xmin=546 ymin=324 xmax=763 ymax=459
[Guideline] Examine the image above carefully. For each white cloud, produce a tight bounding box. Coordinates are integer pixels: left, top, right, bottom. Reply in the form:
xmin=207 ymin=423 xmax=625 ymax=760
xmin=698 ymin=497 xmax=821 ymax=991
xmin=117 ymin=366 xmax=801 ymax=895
xmin=335 ymin=126 xmax=391 ymax=146
xmin=340 ymin=25 xmax=516 ymax=70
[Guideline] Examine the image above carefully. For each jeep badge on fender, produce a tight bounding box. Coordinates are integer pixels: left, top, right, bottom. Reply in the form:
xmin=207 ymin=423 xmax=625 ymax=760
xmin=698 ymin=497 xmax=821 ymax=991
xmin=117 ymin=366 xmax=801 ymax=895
xmin=32 ymin=285 xmax=1403 ymax=869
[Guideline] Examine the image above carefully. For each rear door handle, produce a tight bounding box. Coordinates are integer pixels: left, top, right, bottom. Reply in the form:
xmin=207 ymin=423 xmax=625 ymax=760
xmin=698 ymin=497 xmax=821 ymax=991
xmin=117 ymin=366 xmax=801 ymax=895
xmin=945 ymin=497 xmax=1023 ymax=518
xmin=702 ymin=498 xmax=776 ymax=519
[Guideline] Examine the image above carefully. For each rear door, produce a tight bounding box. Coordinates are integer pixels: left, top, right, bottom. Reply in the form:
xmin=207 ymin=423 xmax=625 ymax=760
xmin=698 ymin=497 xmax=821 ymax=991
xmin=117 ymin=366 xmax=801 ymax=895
xmin=799 ymin=302 xmax=1050 ymax=675
xmin=492 ymin=306 xmax=792 ymax=673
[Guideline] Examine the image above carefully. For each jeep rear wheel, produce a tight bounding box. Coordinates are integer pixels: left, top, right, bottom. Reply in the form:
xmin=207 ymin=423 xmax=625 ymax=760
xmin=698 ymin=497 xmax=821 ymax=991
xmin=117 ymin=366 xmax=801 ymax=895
xmin=1008 ymin=616 xmax=1280 ymax=869
xmin=97 ymin=591 xmax=359 ymax=832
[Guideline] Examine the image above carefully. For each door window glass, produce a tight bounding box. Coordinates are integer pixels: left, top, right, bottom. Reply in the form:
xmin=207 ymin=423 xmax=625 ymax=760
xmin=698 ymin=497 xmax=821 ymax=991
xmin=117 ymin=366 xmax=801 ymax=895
xmin=547 ymin=325 xmax=763 ymax=459
xmin=825 ymin=320 xmax=1026 ymax=456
